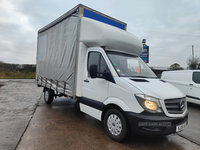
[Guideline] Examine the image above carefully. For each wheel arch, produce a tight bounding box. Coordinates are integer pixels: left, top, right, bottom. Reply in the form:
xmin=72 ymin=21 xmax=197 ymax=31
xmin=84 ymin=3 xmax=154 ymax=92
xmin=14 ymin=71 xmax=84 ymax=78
xmin=102 ymin=102 xmax=131 ymax=141
xmin=101 ymin=97 xmax=131 ymax=123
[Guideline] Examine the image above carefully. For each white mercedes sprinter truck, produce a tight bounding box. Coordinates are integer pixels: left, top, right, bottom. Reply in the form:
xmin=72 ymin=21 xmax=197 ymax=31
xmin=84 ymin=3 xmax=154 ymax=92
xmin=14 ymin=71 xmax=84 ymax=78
xmin=36 ymin=4 xmax=188 ymax=142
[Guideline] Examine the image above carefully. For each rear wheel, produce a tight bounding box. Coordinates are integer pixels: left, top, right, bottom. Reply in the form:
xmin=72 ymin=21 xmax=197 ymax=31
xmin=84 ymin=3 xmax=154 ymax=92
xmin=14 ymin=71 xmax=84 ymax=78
xmin=44 ymin=88 xmax=54 ymax=104
xmin=104 ymin=109 xmax=128 ymax=142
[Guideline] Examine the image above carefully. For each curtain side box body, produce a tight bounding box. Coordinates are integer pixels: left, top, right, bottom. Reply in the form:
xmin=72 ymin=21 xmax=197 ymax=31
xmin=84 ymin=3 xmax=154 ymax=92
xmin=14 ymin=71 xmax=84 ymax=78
xmin=36 ymin=4 xmax=127 ymax=98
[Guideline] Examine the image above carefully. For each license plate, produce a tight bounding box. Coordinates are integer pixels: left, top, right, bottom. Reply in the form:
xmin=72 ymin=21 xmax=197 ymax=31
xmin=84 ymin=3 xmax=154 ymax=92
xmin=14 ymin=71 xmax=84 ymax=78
xmin=176 ymin=122 xmax=187 ymax=132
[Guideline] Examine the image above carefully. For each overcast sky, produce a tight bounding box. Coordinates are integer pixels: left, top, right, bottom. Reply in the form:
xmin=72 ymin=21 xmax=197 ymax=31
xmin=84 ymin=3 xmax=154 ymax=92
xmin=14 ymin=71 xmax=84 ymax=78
xmin=0 ymin=0 xmax=200 ymax=68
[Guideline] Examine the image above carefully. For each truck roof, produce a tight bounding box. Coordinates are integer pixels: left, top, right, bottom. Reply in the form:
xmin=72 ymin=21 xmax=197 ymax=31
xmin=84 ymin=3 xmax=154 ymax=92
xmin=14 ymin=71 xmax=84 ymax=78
xmin=38 ymin=4 xmax=127 ymax=34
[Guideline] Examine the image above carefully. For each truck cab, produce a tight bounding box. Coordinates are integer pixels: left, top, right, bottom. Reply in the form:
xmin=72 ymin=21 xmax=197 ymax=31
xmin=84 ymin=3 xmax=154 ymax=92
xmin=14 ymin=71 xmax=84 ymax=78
xmin=79 ymin=47 xmax=188 ymax=142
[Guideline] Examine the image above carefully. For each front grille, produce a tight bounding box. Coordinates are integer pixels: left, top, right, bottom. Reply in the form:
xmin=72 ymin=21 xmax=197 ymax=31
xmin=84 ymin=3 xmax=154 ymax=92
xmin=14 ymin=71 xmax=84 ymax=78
xmin=164 ymin=97 xmax=186 ymax=114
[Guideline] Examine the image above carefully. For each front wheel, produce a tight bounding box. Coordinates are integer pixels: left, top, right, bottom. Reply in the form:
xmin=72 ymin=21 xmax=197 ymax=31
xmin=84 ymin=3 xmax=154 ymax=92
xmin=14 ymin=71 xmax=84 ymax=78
xmin=44 ymin=88 xmax=54 ymax=104
xmin=104 ymin=109 xmax=128 ymax=142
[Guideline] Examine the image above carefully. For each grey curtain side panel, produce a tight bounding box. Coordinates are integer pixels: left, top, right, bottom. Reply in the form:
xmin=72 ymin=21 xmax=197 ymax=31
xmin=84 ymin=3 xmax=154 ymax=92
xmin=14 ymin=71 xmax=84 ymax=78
xmin=36 ymin=11 xmax=79 ymax=96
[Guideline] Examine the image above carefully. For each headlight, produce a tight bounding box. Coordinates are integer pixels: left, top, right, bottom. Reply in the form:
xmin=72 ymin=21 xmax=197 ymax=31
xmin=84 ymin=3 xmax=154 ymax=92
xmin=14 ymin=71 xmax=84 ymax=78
xmin=135 ymin=94 xmax=163 ymax=113
xmin=144 ymin=100 xmax=157 ymax=110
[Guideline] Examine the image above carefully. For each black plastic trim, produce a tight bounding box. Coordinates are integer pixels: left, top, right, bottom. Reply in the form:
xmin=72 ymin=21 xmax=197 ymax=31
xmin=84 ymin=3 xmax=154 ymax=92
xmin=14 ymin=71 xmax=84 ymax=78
xmin=125 ymin=110 xmax=188 ymax=136
xmin=79 ymin=97 xmax=105 ymax=111
xmin=130 ymin=79 xmax=149 ymax=82
xmin=160 ymin=80 xmax=166 ymax=83
xmin=186 ymin=95 xmax=200 ymax=101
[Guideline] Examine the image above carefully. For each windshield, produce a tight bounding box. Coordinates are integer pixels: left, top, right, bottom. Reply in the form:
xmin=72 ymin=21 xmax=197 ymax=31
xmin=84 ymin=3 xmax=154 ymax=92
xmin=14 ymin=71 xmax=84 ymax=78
xmin=106 ymin=51 xmax=157 ymax=78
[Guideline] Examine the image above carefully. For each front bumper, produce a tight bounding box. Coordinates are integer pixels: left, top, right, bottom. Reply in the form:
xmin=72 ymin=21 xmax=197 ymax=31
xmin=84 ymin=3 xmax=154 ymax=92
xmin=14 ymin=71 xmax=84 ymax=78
xmin=125 ymin=111 xmax=188 ymax=136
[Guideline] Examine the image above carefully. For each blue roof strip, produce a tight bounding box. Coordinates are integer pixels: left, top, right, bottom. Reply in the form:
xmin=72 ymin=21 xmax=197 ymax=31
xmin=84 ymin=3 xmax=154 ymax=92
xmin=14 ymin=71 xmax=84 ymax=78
xmin=83 ymin=8 xmax=125 ymax=30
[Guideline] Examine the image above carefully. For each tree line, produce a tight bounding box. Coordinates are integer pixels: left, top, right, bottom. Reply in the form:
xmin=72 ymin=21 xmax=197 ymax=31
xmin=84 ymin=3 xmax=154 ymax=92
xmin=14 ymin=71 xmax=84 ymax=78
xmin=0 ymin=61 xmax=36 ymax=79
xmin=169 ymin=56 xmax=200 ymax=70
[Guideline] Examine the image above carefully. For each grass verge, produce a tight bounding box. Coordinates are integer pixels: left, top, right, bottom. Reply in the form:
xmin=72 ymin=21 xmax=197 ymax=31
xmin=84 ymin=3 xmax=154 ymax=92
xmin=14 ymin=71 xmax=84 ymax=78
xmin=0 ymin=70 xmax=35 ymax=79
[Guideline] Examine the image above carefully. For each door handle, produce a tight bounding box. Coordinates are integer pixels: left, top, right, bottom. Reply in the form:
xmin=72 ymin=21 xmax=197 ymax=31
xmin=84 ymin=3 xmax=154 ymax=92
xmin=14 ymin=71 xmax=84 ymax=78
xmin=189 ymin=84 xmax=193 ymax=86
xmin=84 ymin=79 xmax=89 ymax=83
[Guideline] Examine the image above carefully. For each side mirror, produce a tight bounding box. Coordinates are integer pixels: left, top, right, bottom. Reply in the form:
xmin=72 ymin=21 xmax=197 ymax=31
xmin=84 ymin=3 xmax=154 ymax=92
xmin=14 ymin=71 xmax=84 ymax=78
xmin=90 ymin=65 xmax=97 ymax=78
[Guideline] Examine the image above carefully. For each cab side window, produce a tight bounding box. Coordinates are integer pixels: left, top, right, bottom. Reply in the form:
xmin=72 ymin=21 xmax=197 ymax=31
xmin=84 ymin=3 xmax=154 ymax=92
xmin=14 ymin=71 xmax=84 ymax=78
xmin=193 ymin=72 xmax=200 ymax=84
xmin=100 ymin=55 xmax=108 ymax=72
xmin=88 ymin=52 xmax=109 ymax=77
xmin=88 ymin=52 xmax=100 ymax=73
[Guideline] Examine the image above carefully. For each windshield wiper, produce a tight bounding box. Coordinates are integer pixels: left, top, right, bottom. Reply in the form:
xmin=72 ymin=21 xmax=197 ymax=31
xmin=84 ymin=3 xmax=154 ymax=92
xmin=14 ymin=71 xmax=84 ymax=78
xmin=131 ymin=76 xmax=157 ymax=79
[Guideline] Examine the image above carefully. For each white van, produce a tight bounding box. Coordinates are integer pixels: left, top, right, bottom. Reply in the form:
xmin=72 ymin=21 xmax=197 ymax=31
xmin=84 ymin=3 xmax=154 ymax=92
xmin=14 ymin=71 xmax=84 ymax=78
xmin=36 ymin=4 xmax=188 ymax=142
xmin=161 ymin=70 xmax=200 ymax=105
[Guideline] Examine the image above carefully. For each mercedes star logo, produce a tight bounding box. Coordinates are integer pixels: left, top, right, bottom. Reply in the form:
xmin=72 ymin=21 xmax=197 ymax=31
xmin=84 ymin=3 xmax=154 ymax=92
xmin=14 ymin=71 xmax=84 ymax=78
xmin=179 ymin=99 xmax=185 ymax=110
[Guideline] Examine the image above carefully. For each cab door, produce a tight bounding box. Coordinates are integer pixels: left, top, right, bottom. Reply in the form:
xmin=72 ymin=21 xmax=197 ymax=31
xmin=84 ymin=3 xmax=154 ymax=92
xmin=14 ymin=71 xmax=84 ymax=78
xmin=80 ymin=49 xmax=110 ymax=119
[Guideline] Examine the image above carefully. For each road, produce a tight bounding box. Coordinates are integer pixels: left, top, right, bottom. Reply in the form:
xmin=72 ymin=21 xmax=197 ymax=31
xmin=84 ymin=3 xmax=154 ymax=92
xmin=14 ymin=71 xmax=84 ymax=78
xmin=178 ymin=103 xmax=200 ymax=145
xmin=0 ymin=79 xmax=42 ymax=150
xmin=0 ymin=79 xmax=200 ymax=150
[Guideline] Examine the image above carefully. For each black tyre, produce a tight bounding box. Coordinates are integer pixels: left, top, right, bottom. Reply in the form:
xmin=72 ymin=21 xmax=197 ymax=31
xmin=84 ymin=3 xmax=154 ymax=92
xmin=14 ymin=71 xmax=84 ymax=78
xmin=44 ymin=88 xmax=54 ymax=104
xmin=104 ymin=109 xmax=128 ymax=142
